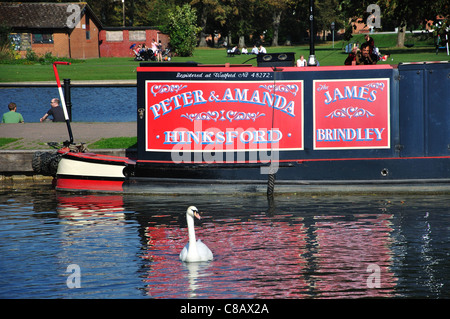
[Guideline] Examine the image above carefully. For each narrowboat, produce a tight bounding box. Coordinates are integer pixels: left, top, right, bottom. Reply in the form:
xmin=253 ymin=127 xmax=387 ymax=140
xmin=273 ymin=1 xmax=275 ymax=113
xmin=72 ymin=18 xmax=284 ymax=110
xmin=44 ymin=58 xmax=450 ymax=194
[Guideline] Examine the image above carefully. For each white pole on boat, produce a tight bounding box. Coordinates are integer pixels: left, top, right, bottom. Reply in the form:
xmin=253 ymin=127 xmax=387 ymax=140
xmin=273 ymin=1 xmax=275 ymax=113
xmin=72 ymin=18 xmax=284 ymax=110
xmin=446 ymin=29 xmax=449 ymax=56
xmin=307 ymin=0 xmax=317 ymax=66
xmin=52 ymin=61 xmax=74 ymax=144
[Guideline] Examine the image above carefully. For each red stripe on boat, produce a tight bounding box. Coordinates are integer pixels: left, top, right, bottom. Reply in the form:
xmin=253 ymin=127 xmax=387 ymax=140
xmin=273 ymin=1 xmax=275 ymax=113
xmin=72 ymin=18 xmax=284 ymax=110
xmin=56 ymin=178 xmax=124 ymax=192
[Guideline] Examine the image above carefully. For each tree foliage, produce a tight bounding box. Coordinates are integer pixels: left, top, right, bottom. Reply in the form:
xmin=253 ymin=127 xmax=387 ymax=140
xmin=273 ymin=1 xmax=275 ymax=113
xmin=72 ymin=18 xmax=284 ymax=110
xmin=0 ymin=24 xmax=11 ymax=50
xmin=340 ymin=0 xmax=449 ymax=47
xmin=3 ymin=0 xmax=449 ymax=50
xmin=166 ymin=4 xmax=202 ymax=57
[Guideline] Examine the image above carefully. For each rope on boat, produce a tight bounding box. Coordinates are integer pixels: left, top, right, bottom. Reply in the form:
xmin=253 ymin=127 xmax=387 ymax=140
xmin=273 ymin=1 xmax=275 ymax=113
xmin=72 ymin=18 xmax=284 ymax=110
xmin=267 ymin=172 xmax=276 ymax=216
xmin=267 ymin=173 xmax=276 ymax=197
xmin=266 ymin=67 xmax=281 ymax=201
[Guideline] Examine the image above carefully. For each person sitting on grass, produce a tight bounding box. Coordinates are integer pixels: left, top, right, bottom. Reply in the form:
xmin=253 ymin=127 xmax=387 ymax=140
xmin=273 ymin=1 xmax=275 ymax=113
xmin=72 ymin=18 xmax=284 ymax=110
xmin=344 ymin=45 xmax=359 ymax=65
xmin=2 ymin=102 xmax=24 ymax=123
xmin=356 ymin=42 xmax=377 ymax=65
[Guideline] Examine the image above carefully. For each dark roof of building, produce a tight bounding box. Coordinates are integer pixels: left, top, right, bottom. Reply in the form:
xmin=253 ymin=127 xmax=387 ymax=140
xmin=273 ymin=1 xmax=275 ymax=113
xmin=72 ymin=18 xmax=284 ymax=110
xmin=0 ymin=2 xmax=102 ymax=30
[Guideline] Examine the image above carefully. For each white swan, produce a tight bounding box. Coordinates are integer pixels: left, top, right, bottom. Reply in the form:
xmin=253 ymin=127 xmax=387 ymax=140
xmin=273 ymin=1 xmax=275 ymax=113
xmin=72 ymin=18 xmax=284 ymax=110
xmin=179 ymin=206 xmax=213 ymax=262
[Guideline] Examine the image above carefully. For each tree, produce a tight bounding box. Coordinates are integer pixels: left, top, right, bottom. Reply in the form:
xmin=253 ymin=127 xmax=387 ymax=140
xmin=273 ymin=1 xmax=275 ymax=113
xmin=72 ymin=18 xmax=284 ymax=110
xmin=166 ymin=4 xmax=202 ymax=56
xmin=315 ymin=0 xmax=344 ymax=40
xmin=217 ymin=0 xmax=259 ymax=48
xmin=381 ymin=0 xmax=449 ymax=47
xmin=133 ymin=0 xmax=189 ymax=28
xmin=191 ymin=0 xmax=223 ymax=47
xmin=0 ymin=24 xmax=11 ymax=50
xmin=340 ymin=0 xmax=450 ymax=47
xmin=260 ymin=0 xmax=296 ymax=47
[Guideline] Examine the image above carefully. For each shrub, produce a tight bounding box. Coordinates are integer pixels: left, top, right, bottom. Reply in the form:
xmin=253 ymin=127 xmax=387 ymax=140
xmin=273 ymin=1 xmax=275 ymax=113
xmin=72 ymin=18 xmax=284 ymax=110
xmin=25 ymin=48 xmax=38 ymax=62
xmin=166 ymin=4 xmax=201 ymax=57
xmin=0 ymin=48 xmax=84 ymax=65
xmin=0 ymin=47 xmax=14 ymax=61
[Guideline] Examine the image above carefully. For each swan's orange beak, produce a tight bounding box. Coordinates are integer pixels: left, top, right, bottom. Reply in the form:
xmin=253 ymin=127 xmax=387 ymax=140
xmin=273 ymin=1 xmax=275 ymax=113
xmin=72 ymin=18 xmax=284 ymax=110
xmin=194 ymin=211 xmax=201 ymax=220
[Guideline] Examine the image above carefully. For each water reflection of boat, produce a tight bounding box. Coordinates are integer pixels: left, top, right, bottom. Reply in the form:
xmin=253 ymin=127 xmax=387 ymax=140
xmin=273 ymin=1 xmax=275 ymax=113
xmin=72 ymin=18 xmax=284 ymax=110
xmin=57 ymin=194 xmax=125 ymax=223
xmin=312 ymin=213 xmax=397 ymax=297
xmin=141 ymin=209 xmax=397 ymax=298
xmin=49 ymin=193 xmax=443 ymax=298
xmin=38 ymin=61 xmax=450 ymax=194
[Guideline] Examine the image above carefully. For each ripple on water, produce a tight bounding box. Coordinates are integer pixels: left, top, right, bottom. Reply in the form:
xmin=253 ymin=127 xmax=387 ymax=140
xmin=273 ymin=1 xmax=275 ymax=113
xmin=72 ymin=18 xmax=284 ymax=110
xmin=1 ymin=189 xmax=449 ymax=298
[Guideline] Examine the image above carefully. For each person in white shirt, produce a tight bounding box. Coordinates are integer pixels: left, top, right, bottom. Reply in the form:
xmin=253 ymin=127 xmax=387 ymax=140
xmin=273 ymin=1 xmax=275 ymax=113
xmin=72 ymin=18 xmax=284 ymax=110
xmin=258 ymin=45 xmax=267 ymax=54
xmin=251 ymin=45 xmax=259 ymax=54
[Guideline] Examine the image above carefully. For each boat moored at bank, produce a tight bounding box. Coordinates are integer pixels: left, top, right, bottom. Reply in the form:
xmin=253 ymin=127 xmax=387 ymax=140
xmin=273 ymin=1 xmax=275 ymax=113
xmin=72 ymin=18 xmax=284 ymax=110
xmin=46 ymin=59 xmax=449 ymax=194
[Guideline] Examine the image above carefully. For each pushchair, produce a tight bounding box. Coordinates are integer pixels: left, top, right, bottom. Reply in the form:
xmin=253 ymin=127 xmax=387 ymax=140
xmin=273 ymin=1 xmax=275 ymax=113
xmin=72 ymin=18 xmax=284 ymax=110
xmin=130 ymin=44 xmax=143 ymax=61
xmin=162 ymin=48 xmax=171 ymax=61
xmin=140 ymin=49 xmax=155 ymax=61
xmin=130 ymin=44 xmax=156 ymax=61
xmin=132 ymin=49 xmax=144 ymax=61
xmin=134 ymin=48 xmax=156 ymax=61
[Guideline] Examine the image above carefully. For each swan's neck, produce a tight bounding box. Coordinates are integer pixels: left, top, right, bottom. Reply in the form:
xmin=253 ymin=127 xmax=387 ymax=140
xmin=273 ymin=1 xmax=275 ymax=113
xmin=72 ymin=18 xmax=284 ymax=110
xmin=187 ymin=214 xmax=197 ymax=251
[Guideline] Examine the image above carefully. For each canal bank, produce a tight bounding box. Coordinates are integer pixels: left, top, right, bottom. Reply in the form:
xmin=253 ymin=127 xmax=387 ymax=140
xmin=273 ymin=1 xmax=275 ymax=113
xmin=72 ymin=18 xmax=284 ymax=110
xmin=0 ymin=122 xmax=136 ymax=178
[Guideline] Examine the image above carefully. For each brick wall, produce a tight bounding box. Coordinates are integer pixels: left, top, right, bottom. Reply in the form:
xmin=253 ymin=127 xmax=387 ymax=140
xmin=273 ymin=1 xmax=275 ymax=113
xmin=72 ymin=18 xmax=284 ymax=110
xmin=69 ymin=14 xmax=99 ymax=59
xmin=23 ymin=14 xmax=99 ymax=59
xmin=99 ymin=29 xmax=169 ymax=58
xmin=30 ymin=33 xmax=70 ymax=58
xmin=11 ymin=20 xmax=168 ymax=60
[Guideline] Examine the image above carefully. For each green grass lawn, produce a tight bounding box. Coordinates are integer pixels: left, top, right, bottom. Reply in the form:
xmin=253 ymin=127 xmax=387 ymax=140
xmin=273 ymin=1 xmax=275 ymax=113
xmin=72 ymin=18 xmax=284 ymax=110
xmin=0 ymin=34 xmax=447 ymax=150
xmin=1 ymin=34 xmax=448 ymax=82
xmin=0 ymin=137 xmax=21 ymax=148
xmin=88 ymin=137 xmax=137 ymax=149
xmin=0 ymin=136 xmax=137 ymax=150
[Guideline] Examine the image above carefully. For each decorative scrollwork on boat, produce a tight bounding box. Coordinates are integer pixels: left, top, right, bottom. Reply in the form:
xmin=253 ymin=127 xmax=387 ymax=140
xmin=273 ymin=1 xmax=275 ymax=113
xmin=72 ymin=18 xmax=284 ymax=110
xmin=150 ymin=84 xmax=187 ymax=97
xmin=225 ymin=111 xmax=265 ymax=122
xmin=325 ymin=107 xmax=375 ymax=119
xmin=259 ymin=84 xmax=299 ymax=96
xmin=363 ymin=82 xmax=385 ymax=90
xmin=181 ymin=111 xmax=221 ymax=122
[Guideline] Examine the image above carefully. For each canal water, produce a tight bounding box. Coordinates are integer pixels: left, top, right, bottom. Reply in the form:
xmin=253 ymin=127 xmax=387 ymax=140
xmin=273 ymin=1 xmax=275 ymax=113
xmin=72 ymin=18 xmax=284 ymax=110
xmin=0 ymin=87 xmax=136 ymax=122
xmin=1 ymin=182 xmax=449 ymax=299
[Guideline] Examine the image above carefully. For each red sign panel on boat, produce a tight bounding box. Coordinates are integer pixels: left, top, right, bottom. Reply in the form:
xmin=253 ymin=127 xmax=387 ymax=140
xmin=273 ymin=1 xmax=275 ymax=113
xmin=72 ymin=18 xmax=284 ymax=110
xmin=313 ymin=78 xmax=390 ymax=150
xmin=144 ymin=80 xmax=304 ymax=153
